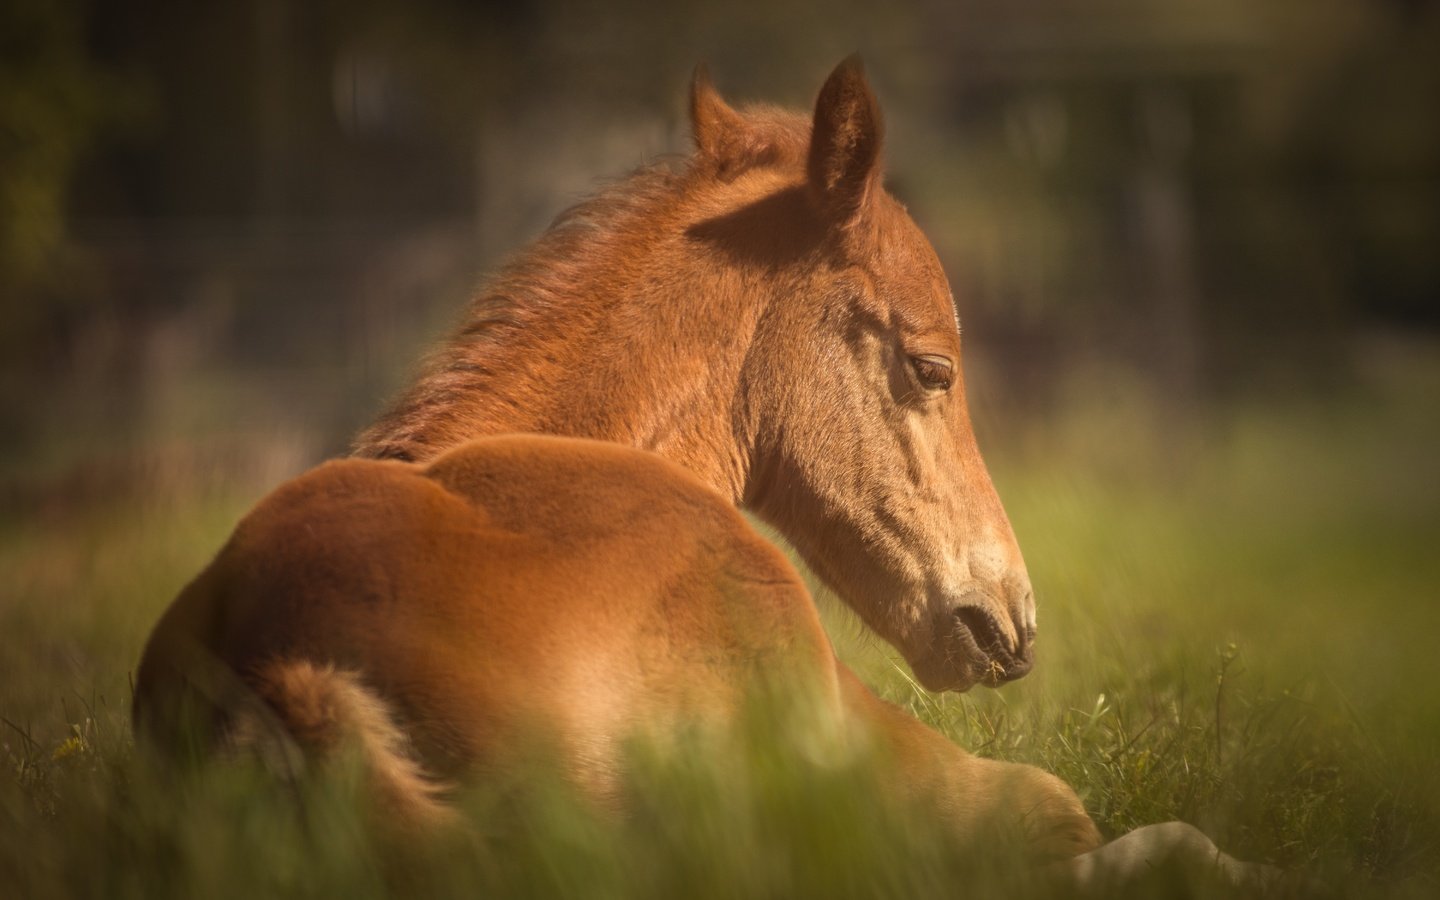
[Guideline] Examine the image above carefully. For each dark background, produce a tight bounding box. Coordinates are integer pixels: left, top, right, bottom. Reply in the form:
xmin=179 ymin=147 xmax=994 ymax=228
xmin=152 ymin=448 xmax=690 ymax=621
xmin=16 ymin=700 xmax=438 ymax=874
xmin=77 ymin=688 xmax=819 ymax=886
xmin=3 ymin=0 xmax=1437 ymax=500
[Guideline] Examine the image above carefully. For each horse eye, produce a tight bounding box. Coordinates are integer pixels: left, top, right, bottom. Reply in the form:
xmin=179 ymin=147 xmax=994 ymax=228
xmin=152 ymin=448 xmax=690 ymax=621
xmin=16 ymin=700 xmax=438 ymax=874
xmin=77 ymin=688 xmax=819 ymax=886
xmin=910 ymin=354 xmax=954 ymax=391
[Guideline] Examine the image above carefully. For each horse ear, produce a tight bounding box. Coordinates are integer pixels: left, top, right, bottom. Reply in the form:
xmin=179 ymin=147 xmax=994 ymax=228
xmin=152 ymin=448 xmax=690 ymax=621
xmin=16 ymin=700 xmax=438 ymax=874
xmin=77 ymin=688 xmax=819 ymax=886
xmin=690 ymin=63 xmax=745 ymax=163
xmin=807 ymin=56 xmax=884 ymax=228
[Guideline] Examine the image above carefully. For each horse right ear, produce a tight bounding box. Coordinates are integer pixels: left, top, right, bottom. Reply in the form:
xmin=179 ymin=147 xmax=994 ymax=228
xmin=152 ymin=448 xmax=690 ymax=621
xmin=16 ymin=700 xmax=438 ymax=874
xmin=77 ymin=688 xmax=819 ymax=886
xmin=807 ymin=56 xmax=884 ymax=230
xmin=690 ymin=64 xmax=746 ymax=165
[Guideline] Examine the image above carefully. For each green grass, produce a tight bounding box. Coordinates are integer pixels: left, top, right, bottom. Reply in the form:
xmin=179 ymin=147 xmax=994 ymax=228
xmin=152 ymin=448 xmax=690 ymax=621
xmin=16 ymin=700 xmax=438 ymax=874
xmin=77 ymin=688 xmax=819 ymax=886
xmin=3 ymin=354 xmax=1438 ymax=897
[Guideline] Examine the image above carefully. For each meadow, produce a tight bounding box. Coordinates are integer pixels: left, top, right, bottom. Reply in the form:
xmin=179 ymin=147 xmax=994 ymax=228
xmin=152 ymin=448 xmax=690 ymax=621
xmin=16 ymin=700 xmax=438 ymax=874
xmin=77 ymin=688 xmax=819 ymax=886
xmin=2 ymin=341 xmax=1436 ymax=898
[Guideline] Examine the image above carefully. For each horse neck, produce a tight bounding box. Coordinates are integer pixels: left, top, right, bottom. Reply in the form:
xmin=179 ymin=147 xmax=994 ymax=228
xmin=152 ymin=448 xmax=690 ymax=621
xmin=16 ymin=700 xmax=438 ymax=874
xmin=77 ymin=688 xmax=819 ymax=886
xmin=355 ymin=226 xmax=771 ymax=504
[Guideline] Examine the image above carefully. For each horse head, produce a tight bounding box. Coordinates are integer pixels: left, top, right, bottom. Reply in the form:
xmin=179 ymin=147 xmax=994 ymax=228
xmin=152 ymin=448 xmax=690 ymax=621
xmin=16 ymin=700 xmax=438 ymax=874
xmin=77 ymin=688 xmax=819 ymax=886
xmin=693 ymin=60 xmax=1035 ymax=692
xmin=358 ymin=59 xmax=1037 ymax=694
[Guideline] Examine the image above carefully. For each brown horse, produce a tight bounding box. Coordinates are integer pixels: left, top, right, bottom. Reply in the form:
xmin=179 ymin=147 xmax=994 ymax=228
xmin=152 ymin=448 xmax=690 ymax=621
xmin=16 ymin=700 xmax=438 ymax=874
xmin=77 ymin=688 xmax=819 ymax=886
xmin=351 ymin=60 xmax=1035 ymax=697
xmin=134 ymin=60 xmax=1274 ymax=883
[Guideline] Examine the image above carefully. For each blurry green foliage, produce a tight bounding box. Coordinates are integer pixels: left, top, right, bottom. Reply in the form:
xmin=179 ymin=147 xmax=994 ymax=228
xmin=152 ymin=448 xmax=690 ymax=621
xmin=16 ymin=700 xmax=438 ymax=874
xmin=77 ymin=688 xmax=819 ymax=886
xmin=0 ymin=0 xmax=139 ymax=341
xmin=3 ymin=360 xmax=1439 ymax=896
xmin=0 ymin=0 xmax=1431 ymax=422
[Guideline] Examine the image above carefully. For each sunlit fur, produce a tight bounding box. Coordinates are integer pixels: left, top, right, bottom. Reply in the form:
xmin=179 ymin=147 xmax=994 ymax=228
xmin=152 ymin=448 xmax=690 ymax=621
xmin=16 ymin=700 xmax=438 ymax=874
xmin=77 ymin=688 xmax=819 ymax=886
xmin=134 ymin=60 xmax=1100 ymax=862
xmin=354 ymin=59 xmax=1035 ymax=692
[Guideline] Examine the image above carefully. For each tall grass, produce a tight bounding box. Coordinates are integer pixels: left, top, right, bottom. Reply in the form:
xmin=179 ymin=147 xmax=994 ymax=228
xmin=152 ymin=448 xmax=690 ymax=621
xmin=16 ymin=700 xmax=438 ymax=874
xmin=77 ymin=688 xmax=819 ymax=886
xmin=2 ymin=351 xmax=1437 ymax=897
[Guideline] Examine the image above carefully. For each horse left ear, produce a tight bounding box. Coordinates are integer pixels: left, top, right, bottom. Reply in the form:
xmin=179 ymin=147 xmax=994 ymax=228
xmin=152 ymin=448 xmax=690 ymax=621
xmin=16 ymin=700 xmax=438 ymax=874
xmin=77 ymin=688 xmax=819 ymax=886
xmin=690 ymin=63 xmax=746 ymax=164
xmin=808 ymin=56 xmax=885 ymax=229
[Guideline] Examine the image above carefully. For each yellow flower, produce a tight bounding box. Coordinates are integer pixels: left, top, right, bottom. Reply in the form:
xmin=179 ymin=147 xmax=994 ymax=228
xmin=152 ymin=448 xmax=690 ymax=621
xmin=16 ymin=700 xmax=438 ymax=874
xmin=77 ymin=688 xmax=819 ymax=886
xmin=51 ymin=736 xmax=85 ymax=761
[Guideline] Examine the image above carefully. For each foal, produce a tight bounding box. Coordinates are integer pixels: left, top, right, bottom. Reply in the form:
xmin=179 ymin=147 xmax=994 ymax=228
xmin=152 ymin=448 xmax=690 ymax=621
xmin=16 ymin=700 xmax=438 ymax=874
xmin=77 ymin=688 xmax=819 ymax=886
xmin=136 ymin=59 xmax=1275 ymax=887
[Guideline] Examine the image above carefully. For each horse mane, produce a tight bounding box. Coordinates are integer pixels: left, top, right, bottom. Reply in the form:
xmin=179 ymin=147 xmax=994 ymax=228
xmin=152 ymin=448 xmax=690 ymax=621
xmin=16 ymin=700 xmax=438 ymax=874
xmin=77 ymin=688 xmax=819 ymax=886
xmin=353 ymin=105 xmax=812 ymax=462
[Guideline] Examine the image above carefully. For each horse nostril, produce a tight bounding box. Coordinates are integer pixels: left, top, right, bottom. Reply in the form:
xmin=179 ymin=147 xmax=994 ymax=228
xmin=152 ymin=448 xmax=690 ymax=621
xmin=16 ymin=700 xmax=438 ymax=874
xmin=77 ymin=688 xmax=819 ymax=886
xmin=954 ymin=603 xmax=1033 ymax=683
xmin=953 ymin=605 xmax=1014 ymax=657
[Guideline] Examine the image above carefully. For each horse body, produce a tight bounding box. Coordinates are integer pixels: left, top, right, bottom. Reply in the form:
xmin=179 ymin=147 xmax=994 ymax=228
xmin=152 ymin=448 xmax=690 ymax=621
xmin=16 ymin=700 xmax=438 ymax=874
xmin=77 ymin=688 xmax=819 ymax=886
xmin=135 ymin=437 xmax=832 ymax=807
xmin=135 ymin=59 xmax=1115 ymax=863
xmin=135 ymin=433 xmax=1096 ymax=859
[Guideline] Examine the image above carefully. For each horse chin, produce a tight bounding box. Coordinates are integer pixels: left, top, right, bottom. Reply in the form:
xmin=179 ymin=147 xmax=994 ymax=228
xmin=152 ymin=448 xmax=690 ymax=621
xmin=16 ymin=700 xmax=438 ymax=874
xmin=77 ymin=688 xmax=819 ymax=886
xmin=908 ymin=650 xmax=984 ymax=694
xmin=913 ymin=656 xmax=1022 ymax=694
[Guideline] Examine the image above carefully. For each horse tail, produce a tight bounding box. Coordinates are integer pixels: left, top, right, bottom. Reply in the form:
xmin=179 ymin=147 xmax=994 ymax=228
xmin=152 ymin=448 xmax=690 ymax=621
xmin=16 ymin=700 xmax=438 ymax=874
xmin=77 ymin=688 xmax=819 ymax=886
xmin=232 ymin=659 xmax=457 ymax=831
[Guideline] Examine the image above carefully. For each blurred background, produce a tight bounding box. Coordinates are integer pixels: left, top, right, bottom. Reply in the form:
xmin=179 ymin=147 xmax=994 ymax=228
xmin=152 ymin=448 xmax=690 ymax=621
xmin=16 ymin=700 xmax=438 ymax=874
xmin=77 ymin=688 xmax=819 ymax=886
xmin=2 ymin=0 xmax=1440 ymax=886
xmin=3 ymin=0 xmax=1436 ymax=498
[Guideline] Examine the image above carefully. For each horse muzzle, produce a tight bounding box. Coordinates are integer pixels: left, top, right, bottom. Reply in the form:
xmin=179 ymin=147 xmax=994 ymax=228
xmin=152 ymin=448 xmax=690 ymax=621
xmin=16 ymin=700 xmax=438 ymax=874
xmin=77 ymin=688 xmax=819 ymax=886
xmin=902 ymin=584 xmax=1038 ymax=692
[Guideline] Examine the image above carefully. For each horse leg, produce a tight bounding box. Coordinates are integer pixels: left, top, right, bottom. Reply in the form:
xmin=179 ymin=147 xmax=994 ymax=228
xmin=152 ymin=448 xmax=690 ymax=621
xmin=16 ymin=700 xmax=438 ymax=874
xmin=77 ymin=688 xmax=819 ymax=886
xmin=835 ymin=665 xmax=1102 ymax=863
xmin=833 ymin=668 xmax=1285 ymax=885
xmin=1061 ymin=821 xmax=1285 ymax=893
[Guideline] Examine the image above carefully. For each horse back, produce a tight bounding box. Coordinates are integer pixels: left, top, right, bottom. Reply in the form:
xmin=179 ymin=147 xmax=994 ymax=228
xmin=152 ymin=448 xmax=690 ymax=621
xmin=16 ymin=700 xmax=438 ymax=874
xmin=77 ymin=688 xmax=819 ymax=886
xmin=134 ymin=434 xmax=840 ymax=790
